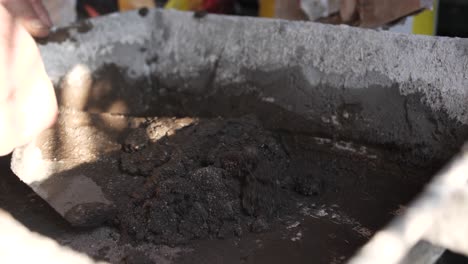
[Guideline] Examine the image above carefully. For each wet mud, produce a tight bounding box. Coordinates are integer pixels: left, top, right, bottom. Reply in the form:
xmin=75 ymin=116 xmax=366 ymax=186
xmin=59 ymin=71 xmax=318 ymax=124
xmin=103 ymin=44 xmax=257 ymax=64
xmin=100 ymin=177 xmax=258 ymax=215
xmin=116 ymin=116 xmax=296 ymax=244
xmin=1 ymin=114 xmax=442 ymax=263
xmin=105 ymin=114 xmax=439 ymax=258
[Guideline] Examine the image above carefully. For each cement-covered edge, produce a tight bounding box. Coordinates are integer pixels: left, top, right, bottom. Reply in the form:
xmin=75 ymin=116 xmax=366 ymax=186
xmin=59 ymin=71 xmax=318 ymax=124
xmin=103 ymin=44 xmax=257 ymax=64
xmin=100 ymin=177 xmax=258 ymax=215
xmin=39 ymin=9 xmax=468 ymax=125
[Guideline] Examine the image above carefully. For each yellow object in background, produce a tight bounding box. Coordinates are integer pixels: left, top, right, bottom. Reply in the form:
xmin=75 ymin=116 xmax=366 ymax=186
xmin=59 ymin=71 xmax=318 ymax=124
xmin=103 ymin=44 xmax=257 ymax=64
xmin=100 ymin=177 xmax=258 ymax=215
xmin=118 ymin=0 xmax=155 ymax=11
xmin=412 ymin=7 xmax=436 ymax=35
xmin=259 ymin=0 xmax=275 ymax=17
xmin=412 ymin=0 xmax=438 ymax=35
xmin=164 ymin=0 xmax=203 ymax=11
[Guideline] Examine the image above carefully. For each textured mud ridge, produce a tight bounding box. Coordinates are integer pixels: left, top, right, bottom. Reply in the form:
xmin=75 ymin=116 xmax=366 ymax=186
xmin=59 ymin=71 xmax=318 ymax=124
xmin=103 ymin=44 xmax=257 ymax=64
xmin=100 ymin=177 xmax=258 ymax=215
xmin=116 ymin=116 xmax=313 ymax=244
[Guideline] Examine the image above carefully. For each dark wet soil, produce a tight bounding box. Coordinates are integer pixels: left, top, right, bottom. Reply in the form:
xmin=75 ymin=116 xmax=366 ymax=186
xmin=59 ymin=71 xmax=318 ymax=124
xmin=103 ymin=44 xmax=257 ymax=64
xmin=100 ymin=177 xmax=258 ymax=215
xmin=0 ymin=114 xmax=444 ymax=264
xmin=110 ymin=114 xmax=439 ymax=251
xmin=117 ymin=116 xmax=296 ymax=244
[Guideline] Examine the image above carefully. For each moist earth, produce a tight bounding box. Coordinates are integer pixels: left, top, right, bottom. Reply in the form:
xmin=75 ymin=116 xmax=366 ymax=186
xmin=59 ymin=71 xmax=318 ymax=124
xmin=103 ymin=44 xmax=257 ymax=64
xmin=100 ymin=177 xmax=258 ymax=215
xmin=1 ymin=112 xmax=442 ymax=264
xmin=116 ymin=116 xmax=321 ymax=245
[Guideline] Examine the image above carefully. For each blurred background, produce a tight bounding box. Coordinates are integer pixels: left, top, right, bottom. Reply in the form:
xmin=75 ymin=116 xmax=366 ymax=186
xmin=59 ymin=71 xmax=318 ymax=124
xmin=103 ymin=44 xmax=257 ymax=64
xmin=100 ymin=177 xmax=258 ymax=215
xmin=43 ymin=0 xmax=468 ymax=38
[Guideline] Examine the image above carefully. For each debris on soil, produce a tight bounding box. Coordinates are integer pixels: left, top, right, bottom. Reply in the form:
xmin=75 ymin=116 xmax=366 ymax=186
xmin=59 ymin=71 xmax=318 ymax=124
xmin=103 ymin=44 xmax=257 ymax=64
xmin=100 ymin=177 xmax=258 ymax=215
xmin=115 ymin=116 xmax=313 ymax=245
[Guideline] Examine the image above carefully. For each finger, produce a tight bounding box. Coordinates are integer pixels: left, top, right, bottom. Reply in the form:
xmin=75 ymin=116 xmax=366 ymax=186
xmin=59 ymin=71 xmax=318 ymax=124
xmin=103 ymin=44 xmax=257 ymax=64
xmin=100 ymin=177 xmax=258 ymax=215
xmin=1 ymin=0 xmax=50 ymax=37
xmin=29 ymin=0 xmax=52 ymax=28
xmin=10 ymin=20 xmax=57 ymax=144
xmin=0 ymin=5 xmax=57 ymax=155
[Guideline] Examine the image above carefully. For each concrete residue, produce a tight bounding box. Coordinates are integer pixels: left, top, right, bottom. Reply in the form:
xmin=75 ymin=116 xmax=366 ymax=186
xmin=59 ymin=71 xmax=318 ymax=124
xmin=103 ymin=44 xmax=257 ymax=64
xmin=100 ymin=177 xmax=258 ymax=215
xmin=40 ymin=9 xmax=468 ymax=125
xmin=312 ymin=137 xmax=378 ymax=159
xmin=40 ymin=11 xmax=153 ymax=82
xmin=301 ymin=205 xmax=373 ymax=238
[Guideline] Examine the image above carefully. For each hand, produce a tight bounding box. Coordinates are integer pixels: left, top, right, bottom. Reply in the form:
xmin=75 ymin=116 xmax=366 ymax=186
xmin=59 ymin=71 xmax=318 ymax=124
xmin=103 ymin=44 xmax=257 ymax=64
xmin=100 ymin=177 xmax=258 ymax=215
xmin=0 ymin=0 xmax=52 ymax=37
xmin=0 ymin=4 xmax=58 ymax=155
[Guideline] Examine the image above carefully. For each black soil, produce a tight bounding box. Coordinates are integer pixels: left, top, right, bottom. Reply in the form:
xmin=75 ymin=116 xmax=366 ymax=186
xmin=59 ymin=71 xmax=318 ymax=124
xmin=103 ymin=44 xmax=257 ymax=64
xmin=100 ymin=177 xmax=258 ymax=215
xmin=116 ymin=116 xmax=301 ymax=244
xmin=111 ymin=115 xmax=438 ymax=247
xmin=0 ymin=114 xmax=444 ymax=264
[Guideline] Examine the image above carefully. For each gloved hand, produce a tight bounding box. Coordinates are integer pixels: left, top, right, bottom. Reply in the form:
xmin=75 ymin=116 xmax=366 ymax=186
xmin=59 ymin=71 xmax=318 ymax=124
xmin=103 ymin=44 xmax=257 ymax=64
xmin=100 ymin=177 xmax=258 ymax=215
xmin=0 ymin=3 xmax=58 ymax=155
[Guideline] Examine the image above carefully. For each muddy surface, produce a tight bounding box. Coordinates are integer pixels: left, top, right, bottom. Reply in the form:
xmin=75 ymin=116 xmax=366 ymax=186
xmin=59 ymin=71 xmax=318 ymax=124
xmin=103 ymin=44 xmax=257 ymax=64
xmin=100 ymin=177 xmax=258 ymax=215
xmin=117 ymin=116 xmax=296 ymax=244
xmin=114 ymin=114 xmax=441 ymax=245
xmin=2 ymin=114 xmax=444 ymax=263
